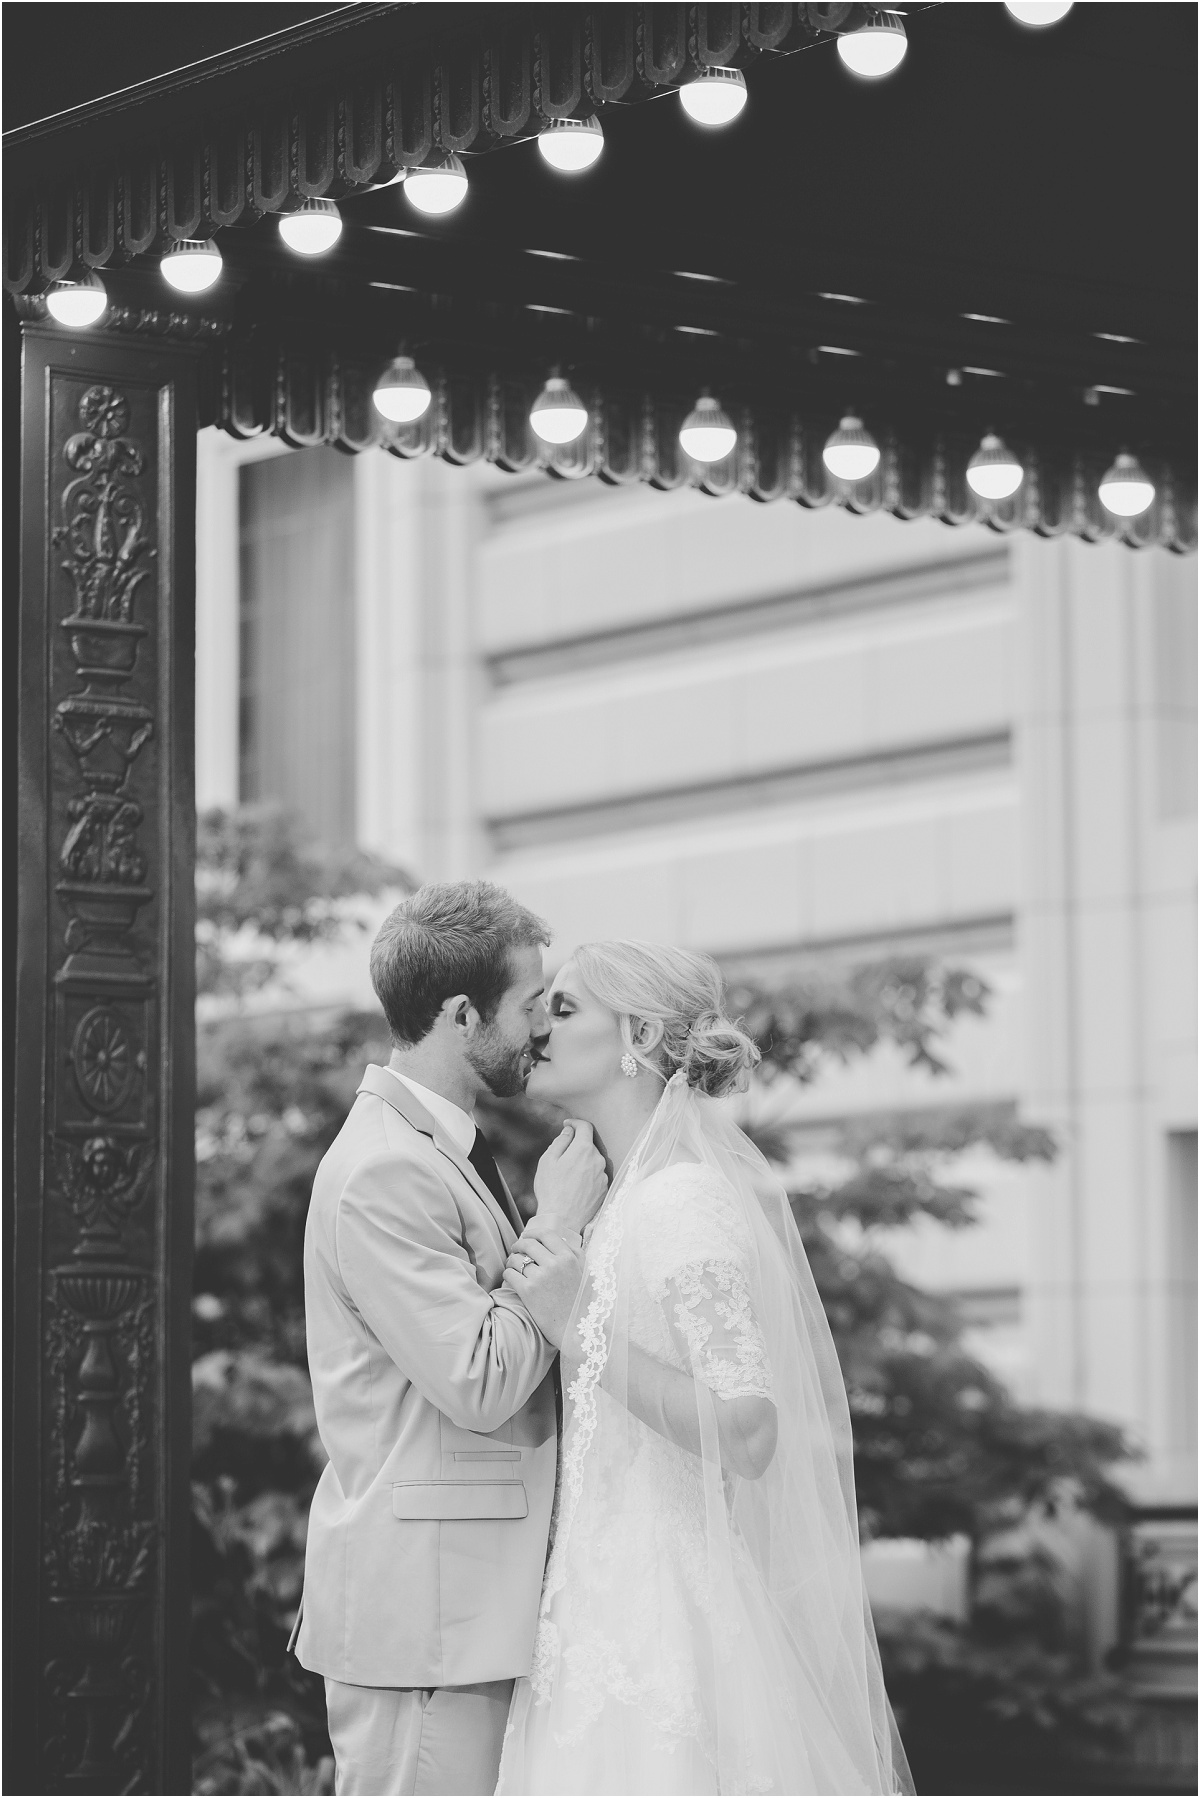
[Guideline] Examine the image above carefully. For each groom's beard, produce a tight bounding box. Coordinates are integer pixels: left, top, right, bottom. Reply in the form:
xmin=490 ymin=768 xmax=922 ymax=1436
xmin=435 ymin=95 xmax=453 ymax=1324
xmin=466 ymin=1025 xmax=531 ymax=1099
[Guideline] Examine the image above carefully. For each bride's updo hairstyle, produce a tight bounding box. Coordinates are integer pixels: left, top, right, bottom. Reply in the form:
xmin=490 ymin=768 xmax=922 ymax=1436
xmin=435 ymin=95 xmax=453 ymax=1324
xmin=571 ymin=940 xmax=760 ymax=1098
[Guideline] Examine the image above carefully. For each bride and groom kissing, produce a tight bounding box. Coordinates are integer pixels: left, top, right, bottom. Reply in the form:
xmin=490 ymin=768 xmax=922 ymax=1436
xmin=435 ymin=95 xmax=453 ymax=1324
xmin=290 ymin=880 xmax=911 ymax=1796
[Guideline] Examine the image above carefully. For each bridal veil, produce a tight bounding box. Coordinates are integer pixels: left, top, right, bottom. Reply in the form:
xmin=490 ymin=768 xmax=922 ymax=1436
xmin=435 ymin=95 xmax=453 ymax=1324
xmin=499 ymin=1073 xmax=913 ymax=1796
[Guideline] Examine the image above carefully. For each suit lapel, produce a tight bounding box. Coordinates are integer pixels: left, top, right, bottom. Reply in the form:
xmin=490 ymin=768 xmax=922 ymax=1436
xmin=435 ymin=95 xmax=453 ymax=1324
xmin=496 ymin=1167 xmax=525 ymax=1236
xmin=357 ymin=1064 xmax=519 ymax=1251
xmin=481 ymin=1157 xmax=525 ymax=1236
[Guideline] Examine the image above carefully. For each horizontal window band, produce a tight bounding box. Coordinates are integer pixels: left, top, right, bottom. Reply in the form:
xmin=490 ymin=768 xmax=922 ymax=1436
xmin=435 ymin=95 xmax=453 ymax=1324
xmin=778 ymin=1093 xmax=1024 ymax=1148
xmin=487 ymin=732 xmax=1012 ymax=853
xmin=485 ymin=548 xmax=1011 ymax=687
xmin=951 ymin=1288 xmax=1024 ymax=1328
xmin=716 ymin=912 xmax=1016 ymax=978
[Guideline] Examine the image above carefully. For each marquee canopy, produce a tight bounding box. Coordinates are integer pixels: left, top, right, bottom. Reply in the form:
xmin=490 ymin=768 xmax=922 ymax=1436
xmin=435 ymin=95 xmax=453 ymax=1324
xmin=5 ymin=1 xmax=1196 ymax=548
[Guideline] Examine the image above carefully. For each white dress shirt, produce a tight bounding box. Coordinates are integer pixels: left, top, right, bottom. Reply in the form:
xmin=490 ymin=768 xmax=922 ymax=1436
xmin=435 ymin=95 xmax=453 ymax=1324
xmin=380 ymin=1066 xmax=477 ymax=1155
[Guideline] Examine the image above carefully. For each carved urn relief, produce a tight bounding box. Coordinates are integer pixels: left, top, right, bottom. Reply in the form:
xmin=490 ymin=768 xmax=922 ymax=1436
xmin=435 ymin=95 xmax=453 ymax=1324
xmin=52 ymin=384 xmax=156 ymax=981
xmin=41 ymin=377 xmax=164 ymax=1791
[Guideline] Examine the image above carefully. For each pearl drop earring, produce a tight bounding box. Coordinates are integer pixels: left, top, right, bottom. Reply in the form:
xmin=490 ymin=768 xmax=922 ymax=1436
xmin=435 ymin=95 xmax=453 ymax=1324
xmin=620 ymin=1052 xmax=638 ymax=1079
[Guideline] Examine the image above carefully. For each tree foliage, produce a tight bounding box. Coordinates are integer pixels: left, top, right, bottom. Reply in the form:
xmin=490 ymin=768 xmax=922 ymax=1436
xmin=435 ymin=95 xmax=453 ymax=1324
xmin=728 ymin=958 xmax=993 ymax=1084
xmin=191 ymin=809 xmax=1134 ymax=1793
xmin=196 ymin=803 xmax=409 ymax=1000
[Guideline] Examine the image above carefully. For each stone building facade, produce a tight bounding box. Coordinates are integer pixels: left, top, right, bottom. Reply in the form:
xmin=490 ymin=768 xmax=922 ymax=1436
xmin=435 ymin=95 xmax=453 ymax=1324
xmin=196 ymin=429 xmax=1196 ymax=1712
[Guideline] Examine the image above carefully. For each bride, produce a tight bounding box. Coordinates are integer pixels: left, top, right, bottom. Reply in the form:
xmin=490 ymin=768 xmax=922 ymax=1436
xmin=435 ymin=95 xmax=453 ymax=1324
xmin=496 ymin=941 xmax=912 ymax=1797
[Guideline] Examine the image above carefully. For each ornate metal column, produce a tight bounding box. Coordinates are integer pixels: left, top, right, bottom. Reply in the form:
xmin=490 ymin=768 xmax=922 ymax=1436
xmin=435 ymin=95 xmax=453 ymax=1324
xmin=13 ymin=324 xmax=197 ymax=1794
xmin=1121 ymin=1506 xmax=1199 ymax=1791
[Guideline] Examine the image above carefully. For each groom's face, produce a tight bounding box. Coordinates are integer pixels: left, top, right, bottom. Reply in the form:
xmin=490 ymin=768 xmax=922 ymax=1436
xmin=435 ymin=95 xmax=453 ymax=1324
xmin=465 ymin=944 xmax=549 ymax=1099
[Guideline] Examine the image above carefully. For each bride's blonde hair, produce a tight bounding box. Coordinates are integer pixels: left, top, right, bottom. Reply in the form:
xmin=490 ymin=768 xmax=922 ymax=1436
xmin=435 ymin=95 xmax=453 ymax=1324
xmin=571 ymin=940 xmax=760 ymax=1099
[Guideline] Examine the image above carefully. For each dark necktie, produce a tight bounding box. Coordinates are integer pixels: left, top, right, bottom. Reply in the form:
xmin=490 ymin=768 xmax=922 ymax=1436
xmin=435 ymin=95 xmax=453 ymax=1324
xmin=472 ymin=1129 xmax=562 ymax=1399
xmin=468 ymin=1126 xmax=515 ymax=1223
xmin=472 ymin=1127 xmax=563 ymax=1403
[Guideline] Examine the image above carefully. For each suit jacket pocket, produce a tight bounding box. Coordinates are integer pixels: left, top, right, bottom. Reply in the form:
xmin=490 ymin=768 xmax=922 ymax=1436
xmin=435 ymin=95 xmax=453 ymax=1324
xmin=391 ymin=1480 xmax=528 ymax=1520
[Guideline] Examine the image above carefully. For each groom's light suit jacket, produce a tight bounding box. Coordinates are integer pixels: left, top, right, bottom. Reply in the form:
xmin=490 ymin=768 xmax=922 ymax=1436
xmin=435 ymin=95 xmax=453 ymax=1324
xmin=292 ymin=1064 xmax=558 ymax=1687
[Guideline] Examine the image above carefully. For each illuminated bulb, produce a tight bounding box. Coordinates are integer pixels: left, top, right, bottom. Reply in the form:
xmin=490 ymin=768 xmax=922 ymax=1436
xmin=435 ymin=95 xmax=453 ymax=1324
xmin=837 ymin=11 xmax=907 ymax=79
xmin=45 ymin=272 xmax=107 ymax=327
xmin=1098 ymin=452 xmax=1155 ymax=518
xmin=966 ymin=433 xmax=1024 ymax=500
xmin=278 ymin=199 xmax=343 ymax=255
xmin=1005 ymin=2 xmax=1072 ymax=24
xmin=405 ymin=152 xmax=468 ymax=216
xmin=372 ymin=355 xmax=432 ymax=424
xmin=679 ymin=68 xmax=748 ymax=127
xmin=538 ymin=116 xmax=604 ymax=172
xmin=679 ymin=394 xmax=737 ymax=463
xmin=823 ymin=414 xmax=880 ymax=481
xmin=530 ymin=375 xmax=588 ymax=445
xmin=161 ymin=238 xmax=222 ymax=293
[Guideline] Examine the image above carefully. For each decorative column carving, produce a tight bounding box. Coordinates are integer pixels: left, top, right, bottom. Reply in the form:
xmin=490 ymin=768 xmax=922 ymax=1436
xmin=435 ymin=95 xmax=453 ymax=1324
xmin=14 ymin=327 xmax=197 ymax=1794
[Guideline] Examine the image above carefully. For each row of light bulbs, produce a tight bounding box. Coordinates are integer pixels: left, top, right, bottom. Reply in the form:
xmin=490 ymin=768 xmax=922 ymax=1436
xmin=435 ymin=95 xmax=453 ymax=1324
xmin=371 ymin=359 xmax=1157 ymax=519
xmin=43 ymin=59 xmax=750 ymax=306
xmin=35 ymin=262 xmax=1156 ymax=518
xmin=43 ymin=60 xmax=759 ymax=313
xmin=45 ymin=0 xmax=1139 ymax=513
xmin=42 ymin=0 xmax=1077 ymax=307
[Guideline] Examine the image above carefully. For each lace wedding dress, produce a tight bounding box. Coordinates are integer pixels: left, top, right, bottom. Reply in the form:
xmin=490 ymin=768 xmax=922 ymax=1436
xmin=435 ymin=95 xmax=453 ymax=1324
xmin=496 ymin=1076 xmax=911 ymax=1797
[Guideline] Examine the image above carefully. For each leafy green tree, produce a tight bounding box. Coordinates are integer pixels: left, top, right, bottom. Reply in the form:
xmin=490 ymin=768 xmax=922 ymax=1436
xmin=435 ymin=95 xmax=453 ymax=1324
xmin=196 ymin=803 xmax=408 ymax=1001
xmin=192 ymin=811 xmax=408 ymax=1793
xmin=191 ymin=817 xmax=1133 ymax=1794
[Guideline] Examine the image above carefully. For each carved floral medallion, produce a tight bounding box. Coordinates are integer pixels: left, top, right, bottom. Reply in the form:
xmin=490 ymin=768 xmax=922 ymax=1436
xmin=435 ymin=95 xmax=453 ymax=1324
xmin=43 ymin=377 xmax=162 ymax=1791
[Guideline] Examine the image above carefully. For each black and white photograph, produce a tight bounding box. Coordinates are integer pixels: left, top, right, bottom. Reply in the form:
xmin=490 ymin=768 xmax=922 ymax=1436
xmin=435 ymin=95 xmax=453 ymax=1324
xmin=4 ymin=4 xmax=1196 ymax=1795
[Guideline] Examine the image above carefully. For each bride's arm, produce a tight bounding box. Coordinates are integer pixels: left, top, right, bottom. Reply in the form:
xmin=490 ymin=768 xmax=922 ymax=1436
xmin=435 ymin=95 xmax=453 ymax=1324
xmin=602 ymin=1342 xmax=778 ymax=1481
xmin=504 ymin=1218 xmax=779 ymax=1478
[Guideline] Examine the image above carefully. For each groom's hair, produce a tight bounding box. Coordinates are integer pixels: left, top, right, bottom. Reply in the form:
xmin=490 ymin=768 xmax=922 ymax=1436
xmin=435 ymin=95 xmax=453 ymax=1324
xmin=370 ymin=880 xmax=551 ymax=1045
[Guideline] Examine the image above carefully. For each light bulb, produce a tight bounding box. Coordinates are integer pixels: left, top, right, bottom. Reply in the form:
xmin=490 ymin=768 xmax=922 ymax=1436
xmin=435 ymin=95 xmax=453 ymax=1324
xmin=837 ymin=11 xmax=907 ymax=79
xmin=966 ymin=433 xmax=1024 ymax=500
xmin=405 ymin=152 xmax=468 ymax=216
xmin=1005 ymin=2 xmax=1072 ymax=24
xmin=372 ymin=355 xmax=432 ymax=424
xmin=538 ymin=116 xmax=604 ymax=172
xmin=679 ymin=395 xmax=737 ymax=463
xmin=679 ymin=68 xmax=748 ymax=127
xmin=823 ymin=414 xmax=880 ymax=482
xmin=1098 ymin=453 xmax=1155 ymax=518
xmin=530 ymin=376 xmax=588 ymax=445
xmin=278 ymin=199 xmax=343 ymax=256
xmin=161 ymin=238 xmax=222 ymax=293
xmin=45 ymin=273 xmax=107 ymax=327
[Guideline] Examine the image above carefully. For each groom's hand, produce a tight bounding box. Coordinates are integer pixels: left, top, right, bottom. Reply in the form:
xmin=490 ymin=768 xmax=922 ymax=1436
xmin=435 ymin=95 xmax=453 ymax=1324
xmin=502 ymin=1232 xmax=584 ymax=1349
xmin=532 ymin=1120 xmax=607 ymax=1235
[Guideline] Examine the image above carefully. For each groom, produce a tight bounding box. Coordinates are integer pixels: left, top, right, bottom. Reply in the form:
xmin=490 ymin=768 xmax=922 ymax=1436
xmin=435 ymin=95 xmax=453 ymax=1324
xmin=290 ymin=880 xmax=607 ymax=1795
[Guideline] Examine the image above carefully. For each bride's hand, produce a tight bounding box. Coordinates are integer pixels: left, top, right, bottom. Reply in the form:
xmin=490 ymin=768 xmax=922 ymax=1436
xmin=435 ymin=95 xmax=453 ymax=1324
xmin=503 ymin=1231 xmax=585 ymax=1349
xmin=519 ymin=1212 xmax=583 ymax=1253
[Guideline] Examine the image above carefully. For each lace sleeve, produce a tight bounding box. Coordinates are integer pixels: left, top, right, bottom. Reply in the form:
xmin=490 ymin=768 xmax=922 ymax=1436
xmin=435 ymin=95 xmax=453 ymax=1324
xmin=634 ymin=1165 xmax=773 ymax=1403
xmin=661 ymin=1258 xmax=773 ymax=1401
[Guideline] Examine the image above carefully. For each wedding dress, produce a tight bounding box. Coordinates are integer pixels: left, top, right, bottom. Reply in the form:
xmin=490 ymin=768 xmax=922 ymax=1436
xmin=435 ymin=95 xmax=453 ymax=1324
xmin=497 ymin=1074 xmax=912 ymax=1796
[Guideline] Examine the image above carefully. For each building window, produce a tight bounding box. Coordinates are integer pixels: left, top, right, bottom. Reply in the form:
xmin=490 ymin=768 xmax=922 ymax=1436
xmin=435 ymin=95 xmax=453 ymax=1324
xmin=1167 ymin=1130 xmax=1198 ymax=1464
xmin=1153 ymin=557 xmax=1198 ymax=822
xmin=238 ymin=448 xmax=357 ymax=848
